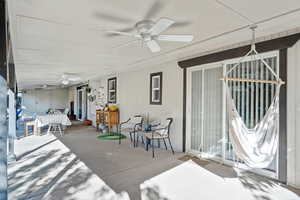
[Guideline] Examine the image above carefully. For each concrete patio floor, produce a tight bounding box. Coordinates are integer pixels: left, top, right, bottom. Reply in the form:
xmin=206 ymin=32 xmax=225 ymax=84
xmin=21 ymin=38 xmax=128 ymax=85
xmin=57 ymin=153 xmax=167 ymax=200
xmin=9 ymin=123 xmax=300 ymax=200
xmin=57 ymin=123 xmax=185 ymax=200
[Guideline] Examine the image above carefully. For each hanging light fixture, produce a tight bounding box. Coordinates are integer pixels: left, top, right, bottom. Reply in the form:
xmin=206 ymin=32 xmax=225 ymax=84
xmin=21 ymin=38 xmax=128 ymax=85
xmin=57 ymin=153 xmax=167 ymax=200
xmin=62 ymin=79 xmax=69 ymax=85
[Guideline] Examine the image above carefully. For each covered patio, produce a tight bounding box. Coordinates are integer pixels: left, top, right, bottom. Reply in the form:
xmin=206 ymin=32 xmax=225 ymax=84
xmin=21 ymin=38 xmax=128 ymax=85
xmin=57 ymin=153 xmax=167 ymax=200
xmin=1 ymin=0 xmax=300 ymax=199
xmin=9 ymin=125 xmax=300 ymax=200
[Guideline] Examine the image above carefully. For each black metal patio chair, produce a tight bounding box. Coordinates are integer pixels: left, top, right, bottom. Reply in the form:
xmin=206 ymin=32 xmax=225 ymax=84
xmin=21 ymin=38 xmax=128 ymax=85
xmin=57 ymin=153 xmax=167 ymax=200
xmin=118 ymin=115 xmax=143 ymax=147
xmin=145 ymin=118 xmax=174 ymax=158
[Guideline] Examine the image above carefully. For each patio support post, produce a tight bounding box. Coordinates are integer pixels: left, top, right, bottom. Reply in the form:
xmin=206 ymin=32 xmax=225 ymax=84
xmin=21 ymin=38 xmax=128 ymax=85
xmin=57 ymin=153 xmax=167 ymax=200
xmin=0 ymin=77 xmax=8 ymax=199
xmin=7 ymin=89 xmax=16 ymax=162
xmin=0 ymin=0 xmax=8 ymax=199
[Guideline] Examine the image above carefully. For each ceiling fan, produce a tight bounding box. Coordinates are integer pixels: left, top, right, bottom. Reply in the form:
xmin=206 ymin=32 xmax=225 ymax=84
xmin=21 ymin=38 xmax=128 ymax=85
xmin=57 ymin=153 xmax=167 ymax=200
xmin=106 ymin=18 xmax=194 ymax=52
xmin=34 ymin=84 xmax=60 ymax=90
xmin=93 ymin=0 xmax=193 ymax=52
xmin=60 ymin=73 xmax=82 ymax=85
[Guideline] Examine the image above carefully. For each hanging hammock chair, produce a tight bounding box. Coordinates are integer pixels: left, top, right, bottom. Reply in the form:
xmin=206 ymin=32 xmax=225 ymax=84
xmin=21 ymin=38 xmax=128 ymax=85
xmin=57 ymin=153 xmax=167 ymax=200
xmin=223 ymin=25 xmax=284 ymax=168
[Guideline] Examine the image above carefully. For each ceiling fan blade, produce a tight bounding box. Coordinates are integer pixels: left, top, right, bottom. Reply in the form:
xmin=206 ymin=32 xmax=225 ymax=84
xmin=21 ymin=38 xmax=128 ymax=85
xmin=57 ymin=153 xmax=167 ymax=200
xmin=172 ymin=21 xmax=191 ymax=28
xmin=150 ymin=18 xmax=175 ymax=35
xmin=112 ymin=39 xmax=140 ymax=49
xmin=146 ymin=40 xmax=160 ymax=52
xmin=143 ymin=0 xmax=164 ymax=19
xmin=68 ymin=77 xmax=81 ymax=82
xmin=61 ymin=73 xmax=81 ymax=83
xmin=36 ymin=84 xmax=59 ymax=89
xmin=93 ymin=12 xmax=134 ymax=24
xmin=157 ymin=34 xmax=194 ymax=42
xmin=105 ymin=27 xmax=135 ymax=37
xmin=118 ymin=27 xmax=135 ymax=33
xmin=106 ymin=31 xmax=141 ymax=38
xmin=106 ymin=31 xmax=133 ymax=37
xmin=46 ymin=84 xmax=58 ymax=87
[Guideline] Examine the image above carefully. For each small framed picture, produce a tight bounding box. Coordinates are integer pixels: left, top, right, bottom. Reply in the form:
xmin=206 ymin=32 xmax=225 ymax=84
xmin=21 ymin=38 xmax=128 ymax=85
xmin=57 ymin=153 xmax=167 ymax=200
xmin=108 ymin=77 xmax=117 ymax=103
xmin=150 ymin=72 xmax=162 ymax=105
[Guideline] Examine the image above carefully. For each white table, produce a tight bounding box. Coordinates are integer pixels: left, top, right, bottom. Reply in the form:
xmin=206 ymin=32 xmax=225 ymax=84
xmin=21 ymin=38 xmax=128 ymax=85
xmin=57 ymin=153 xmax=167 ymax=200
xmin=34 ymin=114 xmax=72 ymax=135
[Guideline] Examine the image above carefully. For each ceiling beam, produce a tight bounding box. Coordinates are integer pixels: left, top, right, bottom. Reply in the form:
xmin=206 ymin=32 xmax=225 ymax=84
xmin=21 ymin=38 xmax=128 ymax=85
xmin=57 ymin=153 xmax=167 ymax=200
xmin=178 ymin=32 xmax=300 ymax=68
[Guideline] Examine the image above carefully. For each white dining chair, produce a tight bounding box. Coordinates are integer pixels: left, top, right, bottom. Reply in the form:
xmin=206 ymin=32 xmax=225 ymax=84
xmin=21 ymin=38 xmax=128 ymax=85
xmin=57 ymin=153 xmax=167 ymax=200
xmin=47 ymin=123 xmax=63 ymax=136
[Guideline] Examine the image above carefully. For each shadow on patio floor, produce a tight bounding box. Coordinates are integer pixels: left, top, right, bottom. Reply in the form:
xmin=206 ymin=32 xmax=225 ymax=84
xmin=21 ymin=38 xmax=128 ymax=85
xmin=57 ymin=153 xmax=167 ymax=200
xmin=141 ymin=158 xmax=300 ymax=200
xmin=9 ymin=134 xmax=129 ymax=200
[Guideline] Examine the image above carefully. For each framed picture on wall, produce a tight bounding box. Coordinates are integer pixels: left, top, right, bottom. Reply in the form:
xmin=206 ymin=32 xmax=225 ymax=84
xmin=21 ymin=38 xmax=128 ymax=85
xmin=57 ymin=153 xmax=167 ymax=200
xmin=108 ymin=77 xmax=117 ymax=103
xmin=150 ymin=72 xmax=162 ymax=105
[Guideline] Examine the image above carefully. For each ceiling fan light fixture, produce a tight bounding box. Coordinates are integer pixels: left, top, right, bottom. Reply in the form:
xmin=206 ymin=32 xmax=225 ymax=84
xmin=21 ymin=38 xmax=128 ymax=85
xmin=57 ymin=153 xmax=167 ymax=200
xmin=62 ymin=79 xmax=69 ymax=85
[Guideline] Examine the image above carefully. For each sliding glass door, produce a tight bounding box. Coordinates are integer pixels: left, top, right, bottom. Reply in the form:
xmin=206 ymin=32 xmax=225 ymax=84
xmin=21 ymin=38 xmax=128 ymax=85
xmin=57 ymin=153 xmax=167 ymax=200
xmin=187 ymin=51 xmax=279 ymax=179
xmin=77 ymin=88 xmax=87 ymax=121
xmin=189 ymin=65 xmax=224 ymax=160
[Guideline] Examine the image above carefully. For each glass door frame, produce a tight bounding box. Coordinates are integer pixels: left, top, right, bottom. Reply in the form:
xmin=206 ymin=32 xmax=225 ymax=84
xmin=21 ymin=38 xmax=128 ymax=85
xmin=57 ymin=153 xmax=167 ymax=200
xmin=77 ymin=89 xmax=83 ymax=120
xmin=186 ymin=50 xmax=280 ymax=180
xmin=77 ymin=88 xmax=87 ymax=121
xmin=186 ymin=62 xmax=224 ymax=163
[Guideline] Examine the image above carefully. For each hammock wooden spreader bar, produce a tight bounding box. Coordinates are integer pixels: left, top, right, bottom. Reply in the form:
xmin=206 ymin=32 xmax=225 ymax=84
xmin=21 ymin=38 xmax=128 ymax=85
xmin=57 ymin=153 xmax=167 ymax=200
xmin=220 ymin=77 xmax=285 ymax=85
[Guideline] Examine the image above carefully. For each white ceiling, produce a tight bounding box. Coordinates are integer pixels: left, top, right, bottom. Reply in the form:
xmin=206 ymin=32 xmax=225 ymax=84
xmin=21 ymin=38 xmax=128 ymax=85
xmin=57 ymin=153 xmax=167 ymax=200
xmin=7 ymin=0 xmax=300 ymax=89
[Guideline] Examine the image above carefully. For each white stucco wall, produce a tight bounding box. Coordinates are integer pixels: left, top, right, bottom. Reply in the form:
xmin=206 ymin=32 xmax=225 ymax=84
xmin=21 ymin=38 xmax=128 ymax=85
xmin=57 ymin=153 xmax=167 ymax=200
xmin=119 ymin=62 xmax=183 ymax=151
xmin=68 ymin=87 xmax=75 ymax=103
xmin=87 ymin=62 xmax=183 ymax=151
xmin=287 ymin=40 xmax=300 ymax=188
xmin=87 ymin=80 xmax=102 ymax=126
xmin=83 ymin=40 xmax=300 ymax=178
xmin=22 ymin=88 xmax=69 ymax=115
